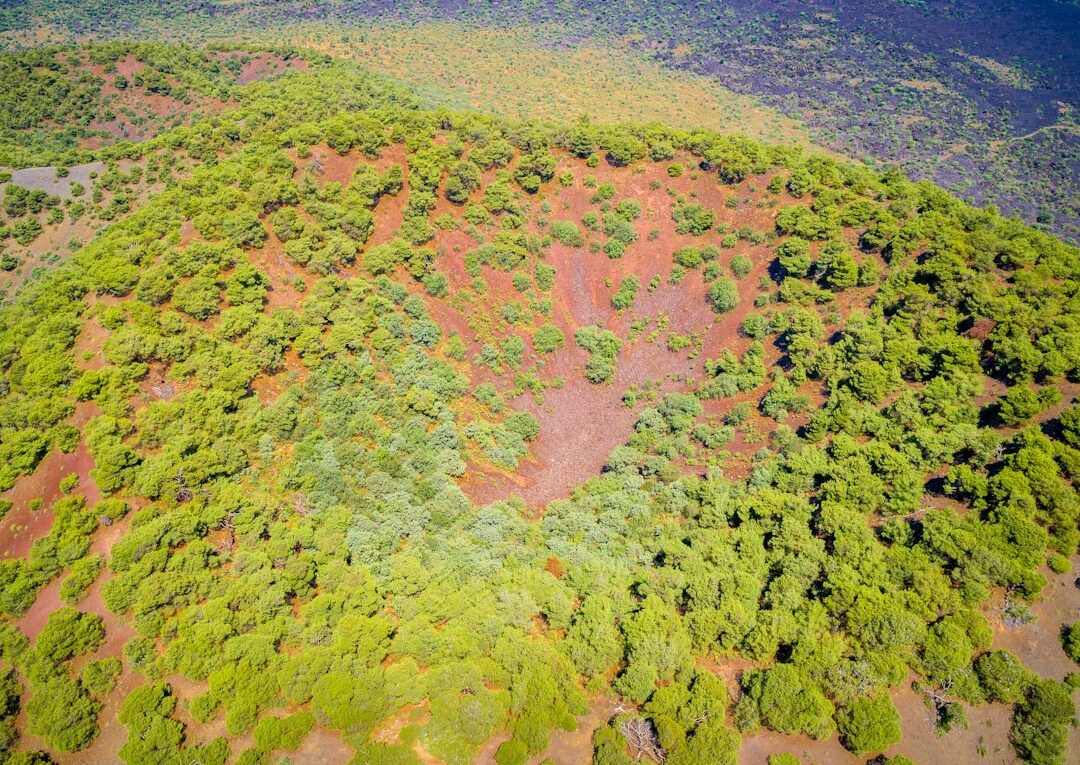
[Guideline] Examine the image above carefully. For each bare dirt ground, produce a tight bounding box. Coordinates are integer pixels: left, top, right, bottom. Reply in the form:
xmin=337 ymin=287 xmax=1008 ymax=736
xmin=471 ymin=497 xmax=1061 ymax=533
xmin=0 ymin=162 xmax=105 ymax=200
xmin=0 ymin=436 xmax=99 ymax=560
xmin=436 ymin=152 xmax=874 ymax=510
xmin=986 ymin=557 xmax=1080 ymax=683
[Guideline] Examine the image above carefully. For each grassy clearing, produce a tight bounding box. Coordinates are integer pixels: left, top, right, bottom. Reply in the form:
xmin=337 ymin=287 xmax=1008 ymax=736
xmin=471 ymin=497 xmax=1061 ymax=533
xmin=286 ymin=23 xmax=826 ymax=151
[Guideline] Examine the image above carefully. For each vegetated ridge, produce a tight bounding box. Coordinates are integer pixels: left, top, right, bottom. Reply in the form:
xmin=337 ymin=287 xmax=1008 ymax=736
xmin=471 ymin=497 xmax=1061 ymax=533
xmin=0 ymin=41 xmax=1077 ymax=765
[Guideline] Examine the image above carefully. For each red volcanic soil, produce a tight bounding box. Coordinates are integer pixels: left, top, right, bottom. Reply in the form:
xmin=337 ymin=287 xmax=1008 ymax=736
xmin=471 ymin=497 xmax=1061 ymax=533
xmin=114 ymin=55 xmax=145 ymax=79
xmin=236 ymin=53 xmax=288 ymax=85
xmin=215 ymin=50 xmax=310 ymax=86
xmin=431 ymin=152 xmax=876 ymax=510
xmin=61 ymin=667 xmax=143 ymax=765
xmin=289 ymin=725 xmax=355 ymax=765
xmin=737 ymin=683 xmax=1021 ymax=765
xmin=68 ymin=49 xmax=312 ymax=148
xmin=536 ymin=697 xmax=632 ymax=765
xmin=0 ymin=437 xmax=99 ymax=560
xmin=986 ymin=557 xmax=1080 ymax=683
xmin=161 ymin=143 xmax=876 ymax=516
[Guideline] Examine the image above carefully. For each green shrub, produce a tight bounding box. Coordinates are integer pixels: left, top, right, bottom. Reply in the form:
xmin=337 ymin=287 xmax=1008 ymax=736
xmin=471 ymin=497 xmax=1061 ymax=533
xmin=534 ymin=323 xmax=565 ymax=354
xmin=37 ymin=608 xmax=104 ymax=663
xmin=550 ymin=220 xmax=584 ymax=247
xmin=1063 ymin=622 xmax=1080 ymax=664
xmin=612 ymin=276 xmax=640 ymax=310
xmin=730 ymin=255 xmax=752 ymax=278
xmin=707 ymin=278 xmax=739 ymax=313
xmin=82 ymin=657 xmax=122 ymax=695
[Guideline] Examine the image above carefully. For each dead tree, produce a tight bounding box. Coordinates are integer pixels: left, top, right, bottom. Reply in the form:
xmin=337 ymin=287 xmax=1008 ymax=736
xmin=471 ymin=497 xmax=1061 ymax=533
xmin=174 ymin=468 xmax=192 ymax=503
xmin=620 ymin=717 xmax=665 ymax=763
xmin=218 ymin=509 xmax=236 ymax=551
xmin=1003 ymin=585 xmax=1033 ymax=627
xmin=915 ymin=677 xmax=956 ymax=727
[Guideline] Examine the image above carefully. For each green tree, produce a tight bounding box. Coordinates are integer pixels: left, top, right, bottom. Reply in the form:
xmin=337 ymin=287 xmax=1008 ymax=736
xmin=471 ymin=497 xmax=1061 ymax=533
xmin=1062 ymin=622 xmax=1080 ymax=664
xmin=777 ymin=238 xmax=812 ymax=278
xmin=707 ymin=278 xmax=739 ymax=313
xmin=36 ymin=608 xmax=104 ymax=663
xmin=27 ymin=674 xmax=101 ymax=753
xmin=976 ymin=650 xmax=1034 ymax=703
xmin=534 ymin=323 xmax=565 ymax=355
xmin=742 ymin=665 xmax=835 ymax=740
xmin=1011 ymin=680 xmax=1075 ymax=765
xmin=836 ymin=695 xmax=901 ymax=755
xmin=825 ymin=250 xmax=858 ymax=290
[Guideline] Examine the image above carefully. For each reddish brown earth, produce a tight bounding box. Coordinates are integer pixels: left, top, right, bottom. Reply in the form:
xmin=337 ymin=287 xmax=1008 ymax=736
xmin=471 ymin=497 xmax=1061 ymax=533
xmin=425 ymin=154 xmax=877 ymax=509
xmin=737 ymin=687 xmax=1019 ymax=765
xmin=531 ymin=697 xmax=633 ymax=765
xmin=2 ymin=50 xmax=304 ymax=159
xmin=113 ymin=55 xmax=145 ymax=79
xmin=0 ymin=437 xmax=99 ymax=560
xmin=230 ymin=51 xmax=309 ymax=85
xmin=0 ymin=315 xmax=142 ymax=761
xmin=986 ymin=558 xmax=1080 ymax=683
xmin=257 ymin=145 xmax=883 ymax=510
xmin=60 ymin=668 xmax=143 ymax=765
xmin=289 ymin=724 xmax=355 ymax=765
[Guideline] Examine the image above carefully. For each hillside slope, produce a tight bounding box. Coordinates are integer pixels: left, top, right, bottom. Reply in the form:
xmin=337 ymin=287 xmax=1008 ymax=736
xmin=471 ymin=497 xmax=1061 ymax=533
xmin=0 ymin=46 xmax=1077 ymax=765
xmin=2 ymin=1 xmax=1076 ymax=243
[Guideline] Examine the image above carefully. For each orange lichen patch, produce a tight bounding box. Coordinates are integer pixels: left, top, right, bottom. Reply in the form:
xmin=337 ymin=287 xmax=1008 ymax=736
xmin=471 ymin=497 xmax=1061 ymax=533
xmin=544 ymin=556 xmax=564 ymax=579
